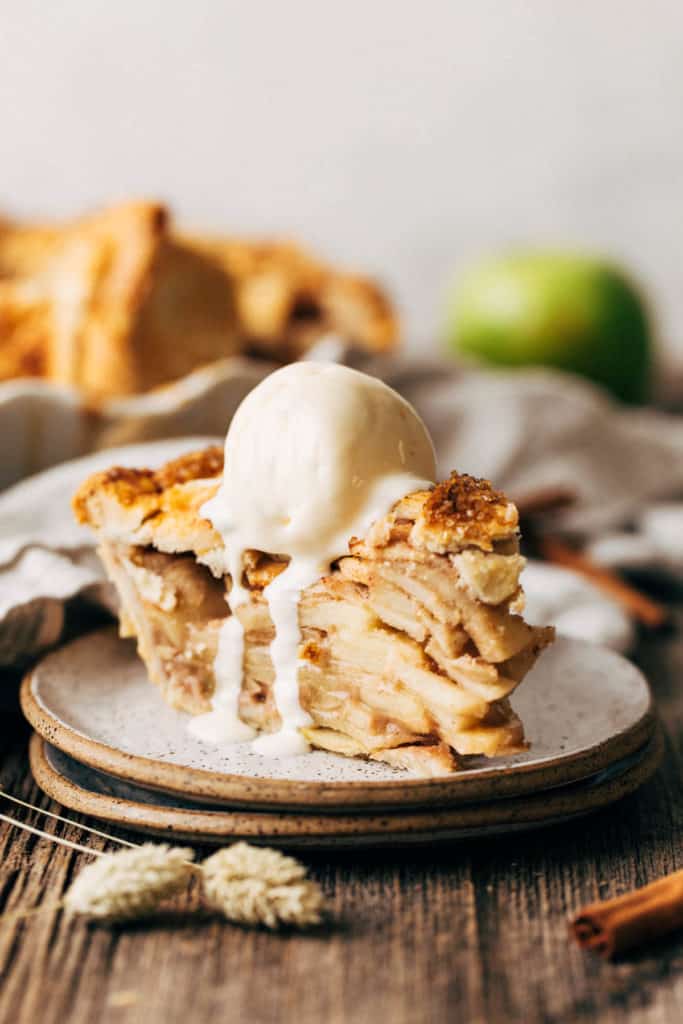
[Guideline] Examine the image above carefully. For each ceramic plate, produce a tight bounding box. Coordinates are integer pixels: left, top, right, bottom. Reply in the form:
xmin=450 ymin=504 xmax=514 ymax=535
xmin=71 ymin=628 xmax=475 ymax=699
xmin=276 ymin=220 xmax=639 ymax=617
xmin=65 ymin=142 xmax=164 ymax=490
xmin=28 ymin=731 xmax=663 ymax=849
xmin=21 ymin=628 xmax=654 ymax=810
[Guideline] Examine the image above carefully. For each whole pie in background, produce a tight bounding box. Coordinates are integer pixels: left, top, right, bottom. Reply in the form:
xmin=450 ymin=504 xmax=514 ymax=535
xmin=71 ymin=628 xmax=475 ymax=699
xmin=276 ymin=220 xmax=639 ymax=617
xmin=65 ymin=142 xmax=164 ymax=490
xmin=0 ymin=200 xmax=398 ymax=402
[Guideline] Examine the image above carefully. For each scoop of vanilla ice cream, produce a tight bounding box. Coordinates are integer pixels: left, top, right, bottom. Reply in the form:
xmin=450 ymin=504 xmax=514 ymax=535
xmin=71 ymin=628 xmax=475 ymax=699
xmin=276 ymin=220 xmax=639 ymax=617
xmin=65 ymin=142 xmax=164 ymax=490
xmin=209 ymin=362 xmax=437 ymax=561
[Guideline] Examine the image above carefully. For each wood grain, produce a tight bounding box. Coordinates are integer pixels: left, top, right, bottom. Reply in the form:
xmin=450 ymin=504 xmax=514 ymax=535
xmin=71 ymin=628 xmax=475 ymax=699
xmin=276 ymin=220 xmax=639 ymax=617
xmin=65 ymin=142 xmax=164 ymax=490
xmin=1 ymin=607 xmax=683 ymax=1024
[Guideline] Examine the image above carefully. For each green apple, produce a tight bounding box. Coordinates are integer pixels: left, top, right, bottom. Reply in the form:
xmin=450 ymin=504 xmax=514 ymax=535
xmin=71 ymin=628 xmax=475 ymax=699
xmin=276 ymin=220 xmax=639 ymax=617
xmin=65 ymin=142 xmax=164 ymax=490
xmin=445 ymin=252 xmax=652 ymax=403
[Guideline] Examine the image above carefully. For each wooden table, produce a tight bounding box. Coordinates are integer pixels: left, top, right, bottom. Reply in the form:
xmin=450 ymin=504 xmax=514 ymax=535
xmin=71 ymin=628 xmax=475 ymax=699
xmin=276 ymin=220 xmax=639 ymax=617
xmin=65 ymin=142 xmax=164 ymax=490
xmin=1 ymin=607 xmax=682 ymax=1024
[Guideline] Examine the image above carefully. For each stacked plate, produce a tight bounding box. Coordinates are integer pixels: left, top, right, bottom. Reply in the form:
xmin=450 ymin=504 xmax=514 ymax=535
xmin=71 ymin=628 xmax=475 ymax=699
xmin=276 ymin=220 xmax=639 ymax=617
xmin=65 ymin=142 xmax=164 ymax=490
xmin=22 ymin=628 xmax=661 ymax=849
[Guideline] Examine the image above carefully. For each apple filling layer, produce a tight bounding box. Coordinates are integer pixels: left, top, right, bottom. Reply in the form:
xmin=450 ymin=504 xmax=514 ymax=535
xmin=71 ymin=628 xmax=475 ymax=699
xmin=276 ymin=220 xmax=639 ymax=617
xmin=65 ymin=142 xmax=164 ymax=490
xmin=97 ymin=538 xmax=549 ymax=776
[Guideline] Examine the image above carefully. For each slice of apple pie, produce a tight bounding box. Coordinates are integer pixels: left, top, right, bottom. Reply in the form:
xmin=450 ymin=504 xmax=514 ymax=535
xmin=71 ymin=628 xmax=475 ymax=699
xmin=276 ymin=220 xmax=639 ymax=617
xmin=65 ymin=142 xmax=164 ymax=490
xmin=74 ymin=447 xmax=553 ymax=776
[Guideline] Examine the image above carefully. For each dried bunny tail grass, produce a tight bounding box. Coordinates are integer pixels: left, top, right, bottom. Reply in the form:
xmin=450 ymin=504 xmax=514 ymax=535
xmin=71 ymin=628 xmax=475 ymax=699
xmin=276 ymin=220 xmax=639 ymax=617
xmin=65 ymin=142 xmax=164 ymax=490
xmin=204 ymin=877 xmax=325 ymax=931
xmin=207 ymin=842 xmax=307 ymax=886
xmin=0 ymin=806 xmax=324 ymax=931
xmin=65 ymin=843 xmax=195 ymax=921
xmin=202 ymin=842 xmax=324 ymax=930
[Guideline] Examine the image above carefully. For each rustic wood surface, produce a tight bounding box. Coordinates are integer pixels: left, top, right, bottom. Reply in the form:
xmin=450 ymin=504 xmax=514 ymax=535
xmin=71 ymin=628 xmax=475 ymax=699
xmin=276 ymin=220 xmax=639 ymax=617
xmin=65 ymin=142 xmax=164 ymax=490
xmin=1 ymin=605 xmax=682 ymax=1024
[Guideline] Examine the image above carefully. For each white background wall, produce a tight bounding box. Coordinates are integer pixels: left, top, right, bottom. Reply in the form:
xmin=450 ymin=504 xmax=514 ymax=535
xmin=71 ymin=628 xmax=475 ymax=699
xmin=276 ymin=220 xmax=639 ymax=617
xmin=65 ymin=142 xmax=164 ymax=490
xmin=3 ymin=1 xmax=683 ymax=372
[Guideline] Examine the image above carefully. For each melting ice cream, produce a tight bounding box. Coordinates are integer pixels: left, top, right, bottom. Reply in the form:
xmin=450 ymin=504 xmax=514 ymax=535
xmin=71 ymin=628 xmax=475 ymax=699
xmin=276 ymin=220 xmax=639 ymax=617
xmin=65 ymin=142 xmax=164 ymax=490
xmin=189 ymin=362 xmax=437 ymax=755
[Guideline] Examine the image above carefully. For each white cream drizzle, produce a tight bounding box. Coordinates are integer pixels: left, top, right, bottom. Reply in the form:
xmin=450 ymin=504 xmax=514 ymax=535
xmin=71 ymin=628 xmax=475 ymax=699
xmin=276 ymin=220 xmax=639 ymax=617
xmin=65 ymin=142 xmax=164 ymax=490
xmin=187 ymin=512 xmax=255 ymax=745
xmin=187 ymin=614 xmax=255 ymax=743
xmin=192 ymin=471 xmax=433 ymax=756
xmin=250 ymin=557 xmax=319 ymax=757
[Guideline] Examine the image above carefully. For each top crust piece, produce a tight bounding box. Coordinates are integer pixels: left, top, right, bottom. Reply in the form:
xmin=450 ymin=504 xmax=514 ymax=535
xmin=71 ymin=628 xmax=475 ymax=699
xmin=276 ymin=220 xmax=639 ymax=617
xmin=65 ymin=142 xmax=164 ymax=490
xmin=73 ymin=446 xmax=520 ymax=564
xmin=0 ymin=201 xmax=398 ymax=401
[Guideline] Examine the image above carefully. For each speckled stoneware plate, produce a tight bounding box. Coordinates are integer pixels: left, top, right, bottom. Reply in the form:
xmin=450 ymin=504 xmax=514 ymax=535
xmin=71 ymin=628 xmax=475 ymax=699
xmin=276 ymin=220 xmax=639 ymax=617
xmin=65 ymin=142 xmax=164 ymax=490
xmin=21 ymin=628 xmax=655 ymax=811
xmin=28 ymin=731 xmax=663 ymax=848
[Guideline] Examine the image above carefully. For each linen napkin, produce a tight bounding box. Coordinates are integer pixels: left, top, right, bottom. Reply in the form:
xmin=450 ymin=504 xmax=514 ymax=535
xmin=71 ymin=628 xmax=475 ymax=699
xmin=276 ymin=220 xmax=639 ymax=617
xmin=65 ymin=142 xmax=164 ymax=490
xmin=384 ymin=361 xmax=683 ymax=537
xmin=0 ymin=437 xmax=218 ymax=667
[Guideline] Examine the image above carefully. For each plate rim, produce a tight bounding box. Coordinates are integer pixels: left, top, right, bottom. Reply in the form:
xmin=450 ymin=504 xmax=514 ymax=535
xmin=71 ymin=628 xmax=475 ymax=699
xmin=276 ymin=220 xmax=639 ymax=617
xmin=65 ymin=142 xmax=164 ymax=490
xmin=21 ymin=629 xmax=656 ymax=811
xmin=28 ymin=731 xmax=664 ymax=848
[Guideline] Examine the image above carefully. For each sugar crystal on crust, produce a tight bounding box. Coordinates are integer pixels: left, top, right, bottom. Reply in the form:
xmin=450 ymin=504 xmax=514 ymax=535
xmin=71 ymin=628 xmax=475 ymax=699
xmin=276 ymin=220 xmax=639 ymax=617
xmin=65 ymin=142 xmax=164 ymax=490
xmin=416 ymin=473 xmax=519 ymax=552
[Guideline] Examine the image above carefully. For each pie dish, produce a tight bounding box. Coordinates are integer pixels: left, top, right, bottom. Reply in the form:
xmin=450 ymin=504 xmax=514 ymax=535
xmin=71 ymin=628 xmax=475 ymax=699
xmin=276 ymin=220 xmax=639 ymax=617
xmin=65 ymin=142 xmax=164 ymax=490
xmin=0 ymin=201 xmax=397 ymax=401
xmin=73 ymin=447 xmax=554 ymax=776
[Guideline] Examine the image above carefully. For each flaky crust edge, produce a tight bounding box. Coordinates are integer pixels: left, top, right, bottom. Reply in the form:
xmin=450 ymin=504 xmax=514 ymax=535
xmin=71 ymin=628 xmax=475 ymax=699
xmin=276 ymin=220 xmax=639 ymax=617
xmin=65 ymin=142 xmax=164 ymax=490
xmin=73 ymin=446 xmax=520 ymax=563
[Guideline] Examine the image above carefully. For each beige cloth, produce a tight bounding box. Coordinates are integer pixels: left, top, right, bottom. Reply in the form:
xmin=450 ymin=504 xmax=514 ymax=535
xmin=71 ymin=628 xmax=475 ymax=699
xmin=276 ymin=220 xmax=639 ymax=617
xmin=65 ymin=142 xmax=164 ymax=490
xmin=385 ymin=362 xmax=683 ymax=536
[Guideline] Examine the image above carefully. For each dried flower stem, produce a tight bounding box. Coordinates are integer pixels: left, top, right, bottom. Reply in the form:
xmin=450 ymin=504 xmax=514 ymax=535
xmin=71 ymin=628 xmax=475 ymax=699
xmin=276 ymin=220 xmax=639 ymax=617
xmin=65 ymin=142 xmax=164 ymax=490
xmin=0 ymin=790 xmax=137 ymax=848
xmin=0 ymin=809 xmax=104 ymax=925
xmin=0 ymin=810 xmax=99 ymax=858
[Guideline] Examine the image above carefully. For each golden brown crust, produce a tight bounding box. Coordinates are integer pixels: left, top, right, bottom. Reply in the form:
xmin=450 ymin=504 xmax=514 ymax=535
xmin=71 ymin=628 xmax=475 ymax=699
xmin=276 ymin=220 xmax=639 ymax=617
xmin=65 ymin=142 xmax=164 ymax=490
xmin=418 ymin=473 xmax=519 ymax=552
xmin=187 ymin=236 xmax=397 ymax=358
xmin=72 ymin=446 xmax=225 ymax=565
xmin=0 ymin=201 xmax=398 ymax=400
xmin=73 ymin=446 xmax=519 ymax=563
xmin=0 ymin=280 xmax=49 ymax=378
xmin=0 ymin=220 xmax=62 ymax=277
xmin=153 ymin=445 xmax=225 ymax=490
xmin=73 ymin=446 xmax=224 ymax=521
xmin=44 ymin=202 xmax=168 ymax=399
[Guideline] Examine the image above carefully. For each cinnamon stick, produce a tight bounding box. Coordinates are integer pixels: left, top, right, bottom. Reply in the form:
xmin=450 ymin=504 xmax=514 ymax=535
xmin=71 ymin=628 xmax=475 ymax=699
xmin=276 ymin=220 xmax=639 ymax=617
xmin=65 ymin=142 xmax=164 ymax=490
xmin=570 ymin=869 xmax=683 ymax=959
xmin=515 ymin=485 xmax=577 ymax=519
xmin=538 ymin=536 xmax=668 ymax=629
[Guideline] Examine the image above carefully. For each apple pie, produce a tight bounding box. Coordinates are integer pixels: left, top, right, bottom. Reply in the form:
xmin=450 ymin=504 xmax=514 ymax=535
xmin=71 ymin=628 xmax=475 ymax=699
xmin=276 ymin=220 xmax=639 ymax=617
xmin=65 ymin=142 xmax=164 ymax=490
xmin=0 ymin=201 xmax=397 ymax=401
xmin=74 ymin=447 xmax=553 ymax=776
